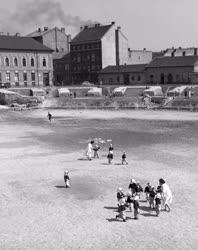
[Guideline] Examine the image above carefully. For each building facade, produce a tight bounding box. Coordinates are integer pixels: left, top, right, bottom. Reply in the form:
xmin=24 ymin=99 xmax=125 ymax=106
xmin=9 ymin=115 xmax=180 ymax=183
xmin=0 ymin=35 xmax=53 ymax=87
xmin=53 ymin=53 xmax=70 ymax=85
xmin=98 ymin=64 xmax=146 ymax=85
xmin=128 ymin=49 xmax=152 ymax=64
xmin=145 ymin=56 xmax=198 ymax=84
xmin=70 ymin=22 xmax=129 ymax=84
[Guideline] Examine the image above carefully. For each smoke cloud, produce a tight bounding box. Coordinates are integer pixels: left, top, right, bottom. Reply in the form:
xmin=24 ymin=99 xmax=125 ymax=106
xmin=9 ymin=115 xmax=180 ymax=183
xmin=0 ymin=0 xmax=97 ymax=35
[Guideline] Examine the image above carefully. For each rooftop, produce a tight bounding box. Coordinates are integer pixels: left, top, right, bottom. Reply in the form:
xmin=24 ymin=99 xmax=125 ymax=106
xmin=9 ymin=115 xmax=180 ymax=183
xmin=27 ymin=27 xmax=66 ymax=38
xmin=146 ymin=56 xmax=198 ymax=68
xmin=99 ymin=64 xmax=147 ymax=74
xmin=71 ymin=24 xmax=113 ymax=44
xmin=0 ymin=35 xmax=53 ymax=52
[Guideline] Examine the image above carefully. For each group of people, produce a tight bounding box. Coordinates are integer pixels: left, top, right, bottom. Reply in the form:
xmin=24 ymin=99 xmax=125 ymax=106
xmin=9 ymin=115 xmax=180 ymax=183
xmin=86 ymin=140 xmax=128 ymax=165
xmin=115 ymin=178 xmax=173 ymax=222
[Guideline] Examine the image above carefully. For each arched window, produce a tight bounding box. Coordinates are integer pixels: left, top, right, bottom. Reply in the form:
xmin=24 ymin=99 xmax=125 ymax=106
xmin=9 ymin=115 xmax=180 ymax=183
xmin=167 ymin=73 xmax=173 ymax=83
xmin=22 ymin=57 xmax=26 ymax=67
xmin=43 ymin=57 xmax=46 ymax=67
xmin=14 ymin=57 xmax=18 ymax=67
xmin=5 ymin=57 xmax=9 ymax=66
xmin=160 ymin=73 xmax=165 ymax=84
xmin=31 ymin=58 xmax=34 ymax=67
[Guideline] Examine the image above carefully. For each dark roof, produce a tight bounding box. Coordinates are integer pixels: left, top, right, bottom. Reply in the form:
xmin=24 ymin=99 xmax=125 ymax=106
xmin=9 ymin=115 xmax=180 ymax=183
xmin=71 ymin=24 xmax=112 ymax=44
xmin=99 ymin=64 xmax=147 ymax=74
xmin=146 ymin=56 xmax=198 ymax=68
xmin=0 ymin=35 xmax=53 ymax=52
xmin=152 ymin=51 xmax=165 ymax=59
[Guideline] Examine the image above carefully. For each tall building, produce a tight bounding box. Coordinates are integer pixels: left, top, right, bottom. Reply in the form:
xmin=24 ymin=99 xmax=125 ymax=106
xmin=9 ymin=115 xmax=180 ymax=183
xmin=128 ymin=49 xmax=152 ymax=65
xmin=70 ymin=22 xmax=129 ymax=84
xmin=0 ymin=34 xmax=53 ymax=87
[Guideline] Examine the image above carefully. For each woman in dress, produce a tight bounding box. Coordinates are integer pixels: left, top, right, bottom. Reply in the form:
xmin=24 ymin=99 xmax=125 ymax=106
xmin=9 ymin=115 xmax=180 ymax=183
xmin=86 ymin=140 xmax=94 ymax=160
xmin=159 ymin=178 xmax=173 ymax=212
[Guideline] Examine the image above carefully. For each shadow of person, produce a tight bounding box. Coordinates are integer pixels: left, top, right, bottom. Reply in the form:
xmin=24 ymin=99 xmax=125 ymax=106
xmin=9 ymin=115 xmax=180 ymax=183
xmin=55 ymin=185 xmax=66 ymax=188
xmin=114 ymin=163 xmax=123 ymax=165
xmin=104 ymin=206 xmax=118 ymax=210
xmin=101 ymin=163 xmax=110 ymax=165
xmin=139 ymin=205 xmax=152 ymax=212
xmin=77 ymin=158 xmax=92 ymax=161
xmin=141 ymin=212 xmax=157 ymax=217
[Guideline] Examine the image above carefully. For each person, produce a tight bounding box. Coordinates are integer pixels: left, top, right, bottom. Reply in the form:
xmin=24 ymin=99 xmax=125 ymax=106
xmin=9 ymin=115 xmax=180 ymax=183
xmin=107 ymin=144 xmax=114 ymax=164
xmin=47 ymin=112 xmax=52 ymax=123
xmin=136 ymin=181 xmax=143 ymax=198
xmin=121 ymin=152 xmax=128 ymax=165
xmin=93 ymin=143 xmax=100 ymax=158
xmin=149 ymin=186 xmax=156 ymax=209
xmin=86 ymin=140 xmax=94 ymax=160
xmin=133 ymin=194 xmax=140 ymax=220
xmin=155 ymin=191 xmax=162 ymax=216
xmin=128 ymin=179 xmax=137 ymax=195
xmin=116 ymin=198 xmax=127 ymax=222
xmin=117 ymin=187 xmax=125 ymax=205
xmin=159 ymin=178 xmax=172 ymax=212
xmin=144 ymin=182 xmax=152 ymax=201
xmin=64 ymin=170 xmax=70 ymax=188
xmin=126 ymin=191 xmax=133 ymax=212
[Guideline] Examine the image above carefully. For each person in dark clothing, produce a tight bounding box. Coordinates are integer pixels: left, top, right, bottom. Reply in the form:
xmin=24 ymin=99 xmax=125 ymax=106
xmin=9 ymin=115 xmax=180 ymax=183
xmin=93 ymin=144 xmax=100 ymax=158
xmin=117 ymin=187 xmax=125 ymax=205
xmin=107 ymin=144 xmax=114 ymax=164
xmin=136 ymin=181 xmax=143 ymax=197
xmin=155 ymin=191 xmax=162 ymax=216
xmin=121 ymin=152 xmax=128 ymax=165
xmin=126 ymin=191 xmax=133 ymax=211
xmin=64 ymin=170 xmax=70 ymax=188
xmin=128 ymin=179 xmax=137 ymax=195
xmin=116 ymin=198 xmax=127 ymax=222
xmin=47 ymin=112 xmax=52 ymax=123
xmin=133 ymin=194 xmax=140 ymax=219
xmin=144 ymin=182 xmax=152 ymax=201
xmin=149 ymin=187 xmax=156 ymax=209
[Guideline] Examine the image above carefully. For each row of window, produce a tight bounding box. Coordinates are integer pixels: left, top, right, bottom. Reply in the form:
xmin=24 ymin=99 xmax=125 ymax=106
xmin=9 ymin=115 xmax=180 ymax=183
xmin=72 ymin=64 xmax=101 ymax=72
xmin=72 ymin=53 xmax=100 ymax=63
xmin=0 ymin=71 xmax=36 ymax=86
xmin=71 ymin=43 xmax=101 ymax=51
xmin=0 ymin=56 xmax=47 ymax=67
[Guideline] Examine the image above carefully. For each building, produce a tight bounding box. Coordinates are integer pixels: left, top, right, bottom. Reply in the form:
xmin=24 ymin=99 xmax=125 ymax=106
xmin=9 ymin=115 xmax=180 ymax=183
xmin=164 ymin=47 xmax=198 ymax=57
xmin=0 ymin=34 xmax=53 ymax=87
xmin=128 ymin=49 xmax=152 ymax=64
xmin=53 ymin=53 xmax=70 ymax=85
xmin=145 ymin=56 xmax=198 ymax=84
xmin=27 ymin=27 xmax=71 ymax=58
xmin=98 ymin=64 xmax=146 ymax=85
xmin=70 ymin=22 xmax=129 ymax=84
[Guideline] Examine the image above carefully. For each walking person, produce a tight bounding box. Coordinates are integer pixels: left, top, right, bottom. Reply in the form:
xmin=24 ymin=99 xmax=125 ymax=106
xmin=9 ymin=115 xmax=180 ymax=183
xmin=144 ymin=182 xmax=152 ymax=202
xmin=107 ymin=143 xmax=114 ymax=164
xmin=155 ymin=191 xmax=162 ymax=216
xmin=116 ymin=198 xmax=127 ymax=222
xmin=133 ymin=194 xmax=140 ymax=220
xmin=149 ymin=187 xmax=156 ymax=209
xmin=159 ymin=178 xmax=173 ymax=212
xmin=128 ymin=179 xmax=137 ymax=195
xmin=64 ymin=170 xmax=70 ymax=188
xmin=121 ymin=152 xmax=128 ymax=165
xmin=86 ymin=140 xmax=94 ymax=160
xmin=93 ymin=143 xmax=100 ymax=158
xmin=47 ymin=111 xmax=52 ymax=123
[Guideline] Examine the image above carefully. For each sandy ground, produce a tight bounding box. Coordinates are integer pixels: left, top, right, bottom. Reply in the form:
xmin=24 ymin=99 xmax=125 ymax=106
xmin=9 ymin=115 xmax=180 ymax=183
xmin=0 ymin=109 xmax=198 ymax=250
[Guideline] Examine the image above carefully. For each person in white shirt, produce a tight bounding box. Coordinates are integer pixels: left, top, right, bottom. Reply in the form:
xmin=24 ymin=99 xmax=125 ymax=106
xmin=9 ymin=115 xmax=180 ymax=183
xmin=159 ymin=178 xmax=172 ymax=212
xmin=86 ymin=140 xmax=94 ymax=160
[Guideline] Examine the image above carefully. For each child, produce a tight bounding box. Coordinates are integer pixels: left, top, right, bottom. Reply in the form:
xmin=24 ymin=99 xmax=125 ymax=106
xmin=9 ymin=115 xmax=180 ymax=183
xmin=144 ymin=182 xmax=152 ymax=201
xmin=116 ymin=198 xmax=127 ymax=222
xmin=136 ymin=181 xmax=143 ymax=198
xmin=47 ymin=112 xmax=52 ymax=123
xmin=155 ymin=191 xmax=162 ymax=216
xmin=64 ymin=170 xmax=70 ymax=188
xmin=121 ymin=152 xmax=128 ymax=165
xmin=149 ymin=186 xmax=156 ymax=209
xmin=126 ymin=191 xmax=133 ymax=212
xmin=93 ymin=144 xmax=100 ymax=158
xmin=117 ymin=187 xmax=125 ymax=205
xmin=133 ymin=194 xmax=140 ymax=220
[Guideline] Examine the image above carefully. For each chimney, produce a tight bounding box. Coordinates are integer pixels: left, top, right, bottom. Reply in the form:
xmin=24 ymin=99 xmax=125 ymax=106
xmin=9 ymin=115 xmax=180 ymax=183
xmin=111 ymin=21 xmax=115 ymax=25
xmin=61 ymin=27 xmax=65 ymax=33
xmin=38 ymin=27 xmax=41 ymax=32
xmin=143 ymin=48 xmax=146 ymax=51
xmin=15 ymin=32 xmax=20 ymax=36
xmin=44 ymin=27 xmax=48 ymax=31
xmin=194 ymin=48 xmax=197 ymax=55
xmin=84 ymin=25 xmax=88 ymax=29
xmin=117 ymin=26 xmax=121 ymax=30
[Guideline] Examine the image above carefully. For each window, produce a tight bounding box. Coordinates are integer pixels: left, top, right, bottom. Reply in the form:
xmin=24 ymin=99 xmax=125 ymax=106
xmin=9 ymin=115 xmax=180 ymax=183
xmin=5 ymin=57 xmax=9 ymax=66
xmin=31 ymin=58 xmax=34 ymax=67
xmin=91 ymin=53 xmax=95 ymax=62
xmin=31 ymin=72 xmax=36 ymax=86
xmin=150 ymin=74 xmax=154 ymax=83
xmin=6 ymin=72 xmax=11 ymax=82
xmin=176 ymin=74 xmax=180 ymax=82
xmin=183 ymin=51 xmax=186 ymax=56
xmin=91 ymin=65 xmax=95 ymax=70
xmin=117 ymin=76 xmax=120 ymax=82
xmin=109 ymin=78 xmax=113 ymax=84
xmin=131 ymin=76 xmax=135 ymax=81
xmin=14 ymin=57 xmax=18 ymax=67
xmin=14 ymin=72 xmax=19 ymax=83
xmin=43 ymin=57 xmax=47 ymax=67
xmin=137 ymin=75 xmax=141 ymax=81
xmin=0 ymin=72 xmax=2 ymax=83
xmin=23 ymin=72 xmax=27 ymax=86
xmin=22 ymin=57 xmax=26 ymax=67
xmin=77 ymin=55 xmax=81 ymax=63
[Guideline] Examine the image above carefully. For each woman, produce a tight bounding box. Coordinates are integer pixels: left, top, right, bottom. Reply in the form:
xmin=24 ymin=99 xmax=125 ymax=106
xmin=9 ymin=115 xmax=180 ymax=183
xmin=159 ymin=178 xmax=172 ymax=212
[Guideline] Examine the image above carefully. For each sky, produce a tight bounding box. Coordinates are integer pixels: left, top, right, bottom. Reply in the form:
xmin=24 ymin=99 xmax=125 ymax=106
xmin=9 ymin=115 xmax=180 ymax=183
xmin=0 ymin=0 xmax=198 ymax=51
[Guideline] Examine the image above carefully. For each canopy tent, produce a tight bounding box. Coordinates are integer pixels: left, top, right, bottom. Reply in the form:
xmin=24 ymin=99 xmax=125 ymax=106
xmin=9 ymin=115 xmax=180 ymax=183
xmin=167 ymin=86 xmax=187 ymax=97
xmin=87 ymin=87 xmax=102 ymax=97
xmin=113 ymin=87 xmax=127 ymax=96
xmin=58 ymin=88 xmax=70 ymax=97
xmin=30 ymin=88 xmax=45 ymax=97
xmin=143 ymin=86 xmax=163 ymax=97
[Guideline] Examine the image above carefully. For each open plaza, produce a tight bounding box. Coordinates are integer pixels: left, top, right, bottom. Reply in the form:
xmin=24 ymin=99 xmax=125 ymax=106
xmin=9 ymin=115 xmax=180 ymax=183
xmin=0 ymin=108 xmax=198 ymax=249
